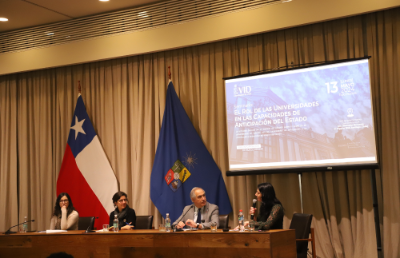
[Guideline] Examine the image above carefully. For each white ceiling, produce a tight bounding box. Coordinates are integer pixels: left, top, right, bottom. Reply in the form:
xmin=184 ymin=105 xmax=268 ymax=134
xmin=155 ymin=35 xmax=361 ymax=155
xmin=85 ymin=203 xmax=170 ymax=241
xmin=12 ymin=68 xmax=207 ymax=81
xmin=1 ymin=0 xmax=399 ymax=76
xmin=0 ymin=0 xmax=166 ymax=32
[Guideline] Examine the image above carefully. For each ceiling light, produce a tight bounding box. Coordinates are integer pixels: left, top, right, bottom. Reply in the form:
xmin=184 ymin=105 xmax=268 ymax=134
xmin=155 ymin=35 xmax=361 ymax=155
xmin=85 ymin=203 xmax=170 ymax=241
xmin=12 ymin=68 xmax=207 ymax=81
xmin=0 ymin=17 xmax=8 ymax=22
xmin=46 ymin=32 xmax=55 ymax=36
xmin=99 ymin=0 xmax=109 ymax=2
xmin=281 ymin=0 xmax=293 ymax=2
xmin=138 ymin=11 xmax=148 ymax=18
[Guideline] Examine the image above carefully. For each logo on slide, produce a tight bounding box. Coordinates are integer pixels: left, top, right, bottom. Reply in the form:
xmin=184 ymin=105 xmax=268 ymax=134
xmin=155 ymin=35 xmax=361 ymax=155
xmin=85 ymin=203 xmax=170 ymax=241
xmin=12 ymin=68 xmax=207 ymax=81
xmin=340 ymin=79 xmax=356 ymax=96
xmin=234 ymin=85 xmax=252 ymax=97
xmin=347 ymin=108 xmax=354 ymax=117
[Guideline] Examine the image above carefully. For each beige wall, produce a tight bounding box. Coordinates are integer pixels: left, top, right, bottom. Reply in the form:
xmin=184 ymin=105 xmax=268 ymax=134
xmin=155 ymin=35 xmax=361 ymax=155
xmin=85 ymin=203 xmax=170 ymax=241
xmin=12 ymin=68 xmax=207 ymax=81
xmin=0 ymin=0 xmax=399 ymax=76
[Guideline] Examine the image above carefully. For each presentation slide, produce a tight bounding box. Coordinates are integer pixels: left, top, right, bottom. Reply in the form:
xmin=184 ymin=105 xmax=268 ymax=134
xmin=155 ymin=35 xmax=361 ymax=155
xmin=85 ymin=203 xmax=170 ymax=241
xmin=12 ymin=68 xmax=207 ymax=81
xmin=224 ymin=59 xmax=378 ymax=172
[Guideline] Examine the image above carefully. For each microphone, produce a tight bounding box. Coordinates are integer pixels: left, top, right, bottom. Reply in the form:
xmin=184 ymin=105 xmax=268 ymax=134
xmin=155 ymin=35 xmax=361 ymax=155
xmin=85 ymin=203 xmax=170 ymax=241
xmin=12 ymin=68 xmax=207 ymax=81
xmin=174 ymin=206 xmax=192 ymax=229
xmin=250 ymin=199 xmax=257 ymax=220
xmin=84 ymin=217 xmax=96 ymax=233
xmin=4 ymin=220 xmax=35 ymax=235
xmin=182 ymin=207 xmax=192 ymax=221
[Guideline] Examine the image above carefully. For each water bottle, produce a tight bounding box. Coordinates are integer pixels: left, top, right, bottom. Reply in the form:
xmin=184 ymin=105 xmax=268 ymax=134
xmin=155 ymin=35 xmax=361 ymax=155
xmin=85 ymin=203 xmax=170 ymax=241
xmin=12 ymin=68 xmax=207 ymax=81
xmin=165 ymin=213 xmax=171 ymax=232
xmin=22 ymin=216 xmax=28 ymax=233
xmin=113 ymin=214 xmax=119 ymax=232
xmin=238 ymin=210 xmax=244 ymax=232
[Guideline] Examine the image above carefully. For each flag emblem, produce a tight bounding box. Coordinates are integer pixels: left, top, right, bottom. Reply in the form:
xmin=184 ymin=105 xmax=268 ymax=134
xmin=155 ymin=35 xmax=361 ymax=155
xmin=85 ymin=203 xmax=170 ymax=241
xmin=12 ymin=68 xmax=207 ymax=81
xmin=171 ymin=160 xmax=184 ymax=173
xmin=164 ymin=169 xmax=174 ymax=185
xmin=179 ymin=167 xmax=191 ymax=183
xmin=169 ymin=179 xmax=182 ymax=192
xmin=183 ymin=152 xmax=197 ymax=168
xmin=165 ymin=159 xmax=191 ymax=191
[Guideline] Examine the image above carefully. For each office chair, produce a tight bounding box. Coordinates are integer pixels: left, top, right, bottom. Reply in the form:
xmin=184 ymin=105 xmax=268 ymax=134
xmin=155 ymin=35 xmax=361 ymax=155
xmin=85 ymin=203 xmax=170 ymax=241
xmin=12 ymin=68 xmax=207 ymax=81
xmin=135 ymin=215 xmax=153 ymax=229
xmin=289 ymin=213 xmax=316 ymax=258
xmin=78 ymin=216 xmax=95 ymax=231
xmin=218 ymin=214 xmax=229 ymax=229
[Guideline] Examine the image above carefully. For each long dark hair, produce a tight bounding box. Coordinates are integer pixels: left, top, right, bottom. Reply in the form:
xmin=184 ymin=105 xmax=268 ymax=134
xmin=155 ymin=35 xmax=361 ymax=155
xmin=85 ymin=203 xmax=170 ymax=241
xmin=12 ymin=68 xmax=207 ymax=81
xmin=258 ymin=183 xmax=282 ymax=216
xmin=53 ymin=193 xmax=76 ymax=217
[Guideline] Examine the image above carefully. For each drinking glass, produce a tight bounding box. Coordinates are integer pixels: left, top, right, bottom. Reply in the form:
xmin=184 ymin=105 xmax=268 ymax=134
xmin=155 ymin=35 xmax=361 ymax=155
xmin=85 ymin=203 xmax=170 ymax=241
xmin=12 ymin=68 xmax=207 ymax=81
xmin=249 ymin=221 xmax=255 ymax=232
xmin=103 ymin=224 xmax=109 ymax=232
xmin=159 ymin=224 xmax=166 ymax=232
xmin=210 ymin=222 xmax=217 ymax=232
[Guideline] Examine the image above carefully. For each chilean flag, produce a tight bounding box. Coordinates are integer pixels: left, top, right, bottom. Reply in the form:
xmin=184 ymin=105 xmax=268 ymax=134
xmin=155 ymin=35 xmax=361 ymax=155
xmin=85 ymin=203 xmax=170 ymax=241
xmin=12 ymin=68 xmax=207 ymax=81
xmin=57 ymin=94 xmax=118 ymax=230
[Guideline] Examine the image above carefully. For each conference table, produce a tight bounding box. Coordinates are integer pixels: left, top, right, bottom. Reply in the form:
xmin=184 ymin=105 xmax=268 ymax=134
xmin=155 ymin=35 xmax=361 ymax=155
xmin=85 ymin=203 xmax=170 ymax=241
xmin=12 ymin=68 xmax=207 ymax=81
xmin=0 ymin=229 xmax=296 ymax=258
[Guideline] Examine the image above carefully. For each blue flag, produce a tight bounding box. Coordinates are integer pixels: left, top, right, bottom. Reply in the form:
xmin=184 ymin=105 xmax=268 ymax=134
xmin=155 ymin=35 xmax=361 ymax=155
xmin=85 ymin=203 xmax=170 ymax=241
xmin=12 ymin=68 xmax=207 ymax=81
xmin=150 ymin=82 xmax=232 ymax=222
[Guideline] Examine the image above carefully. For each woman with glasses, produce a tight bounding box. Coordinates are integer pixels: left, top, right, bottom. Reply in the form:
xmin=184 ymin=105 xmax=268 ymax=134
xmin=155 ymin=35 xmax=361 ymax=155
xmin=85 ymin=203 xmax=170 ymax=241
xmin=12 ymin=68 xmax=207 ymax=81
xmin=49 ymin=193 xmax=79 ymax=230
xmin=109 ymin=191 xmax=136 ymax=230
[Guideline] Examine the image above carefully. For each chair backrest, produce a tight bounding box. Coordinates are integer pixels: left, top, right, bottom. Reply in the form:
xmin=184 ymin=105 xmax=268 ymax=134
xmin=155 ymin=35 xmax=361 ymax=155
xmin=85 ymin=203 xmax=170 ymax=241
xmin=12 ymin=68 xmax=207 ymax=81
xmin=289 ymin=213 xmax=313 ymax=258
xmin=135 ymin=215 xmax=153 ymax=229
xmin=218 ymin=214 xmax=229 ymax=229
xmin=78 ymin=216 xmax=95 ymax=230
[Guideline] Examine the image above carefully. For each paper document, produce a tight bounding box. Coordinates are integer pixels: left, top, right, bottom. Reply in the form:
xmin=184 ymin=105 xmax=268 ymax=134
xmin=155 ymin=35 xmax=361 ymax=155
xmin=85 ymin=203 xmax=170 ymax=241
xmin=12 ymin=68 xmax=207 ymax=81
xmin=46 ymin=230 xmax=67 ymax=233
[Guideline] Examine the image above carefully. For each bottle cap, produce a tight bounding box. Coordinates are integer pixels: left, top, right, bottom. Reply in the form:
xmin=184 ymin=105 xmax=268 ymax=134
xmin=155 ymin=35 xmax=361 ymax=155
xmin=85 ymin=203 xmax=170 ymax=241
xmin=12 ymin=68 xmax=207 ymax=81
xmin=239 ymin=210 xmax=242 ymax=212
xmin=166 ymin=213 xmax=169 ymax=216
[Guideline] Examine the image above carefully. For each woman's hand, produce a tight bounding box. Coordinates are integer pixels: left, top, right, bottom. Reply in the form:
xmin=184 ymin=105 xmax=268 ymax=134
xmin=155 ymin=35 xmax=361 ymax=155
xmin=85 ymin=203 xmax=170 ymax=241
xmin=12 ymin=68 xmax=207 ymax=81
xmin=61 ymin=206 xmax=67 ymax=213
xmin=121 ymin=222 xmax=134 ymax=230
xmin=249 ymin=207 xmax=257 ymax=219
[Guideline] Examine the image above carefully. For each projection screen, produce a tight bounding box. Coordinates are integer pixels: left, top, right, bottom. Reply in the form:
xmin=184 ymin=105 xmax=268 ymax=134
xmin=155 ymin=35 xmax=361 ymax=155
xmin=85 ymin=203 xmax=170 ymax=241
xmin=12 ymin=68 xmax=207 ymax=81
xmin=224 ymin=58 xmax=379 ymax=175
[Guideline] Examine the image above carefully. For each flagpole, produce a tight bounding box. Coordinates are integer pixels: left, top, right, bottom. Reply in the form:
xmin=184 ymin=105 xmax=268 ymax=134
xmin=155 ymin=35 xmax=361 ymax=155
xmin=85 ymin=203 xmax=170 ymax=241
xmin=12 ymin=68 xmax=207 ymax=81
xmin=78 ymin=81 xmax=82 ymax=94
xmin=168 ymin=66 xmax=171 ymax=82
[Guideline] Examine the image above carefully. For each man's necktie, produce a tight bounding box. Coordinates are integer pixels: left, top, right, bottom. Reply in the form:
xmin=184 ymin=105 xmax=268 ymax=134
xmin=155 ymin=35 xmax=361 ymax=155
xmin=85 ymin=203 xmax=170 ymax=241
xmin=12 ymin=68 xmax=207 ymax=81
xmin=196 ymin=207 xmax=202 ymax=224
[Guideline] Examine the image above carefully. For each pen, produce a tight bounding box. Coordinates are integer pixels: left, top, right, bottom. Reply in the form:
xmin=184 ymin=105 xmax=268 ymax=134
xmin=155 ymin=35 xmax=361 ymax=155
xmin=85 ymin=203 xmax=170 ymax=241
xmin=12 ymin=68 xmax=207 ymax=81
xmin=125 ymin=222 xmax=134 ymax=228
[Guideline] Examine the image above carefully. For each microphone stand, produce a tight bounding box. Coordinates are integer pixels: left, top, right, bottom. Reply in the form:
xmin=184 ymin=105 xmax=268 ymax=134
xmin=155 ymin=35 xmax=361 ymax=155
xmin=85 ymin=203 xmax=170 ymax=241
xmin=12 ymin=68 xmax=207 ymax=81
xmin=4 ymin=220 xmax=35 ymax=235
xmin=175 ymin=206 xmax=192 ymax=230
xmin=84 ymin=217 xmax=97 ymax=233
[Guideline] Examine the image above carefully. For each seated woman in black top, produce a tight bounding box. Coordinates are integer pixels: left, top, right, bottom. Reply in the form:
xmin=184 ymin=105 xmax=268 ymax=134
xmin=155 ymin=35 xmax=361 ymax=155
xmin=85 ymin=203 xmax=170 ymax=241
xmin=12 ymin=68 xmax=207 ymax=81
xmin=109 ymin=191 xmax=136 ymax=230
xmin=245 ymin=182 xmax=284 ymax=230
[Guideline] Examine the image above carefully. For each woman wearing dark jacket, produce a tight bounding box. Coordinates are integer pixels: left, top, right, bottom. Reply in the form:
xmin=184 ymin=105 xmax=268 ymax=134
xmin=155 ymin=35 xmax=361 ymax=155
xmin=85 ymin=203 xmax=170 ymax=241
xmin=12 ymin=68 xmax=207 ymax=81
xmin=240 ymin=183 xmax=284 ymax=230
xmin=109 ymin=191 xmax=136 ymax=230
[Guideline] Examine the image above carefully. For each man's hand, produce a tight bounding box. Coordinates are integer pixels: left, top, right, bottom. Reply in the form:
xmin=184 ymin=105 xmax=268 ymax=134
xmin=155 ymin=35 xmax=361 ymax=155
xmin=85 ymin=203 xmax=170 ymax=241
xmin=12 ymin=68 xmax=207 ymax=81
xmin=185 ymin=219 xmax=201 ymax=228
xmin=176 ymin=221 xmax=185 ymax=229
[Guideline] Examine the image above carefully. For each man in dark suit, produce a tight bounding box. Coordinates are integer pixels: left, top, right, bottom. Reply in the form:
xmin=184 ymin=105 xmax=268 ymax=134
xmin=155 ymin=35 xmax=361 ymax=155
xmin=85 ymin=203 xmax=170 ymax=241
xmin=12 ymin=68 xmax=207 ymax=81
xmin=172 ymin=187 xmax=219 ymax=229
